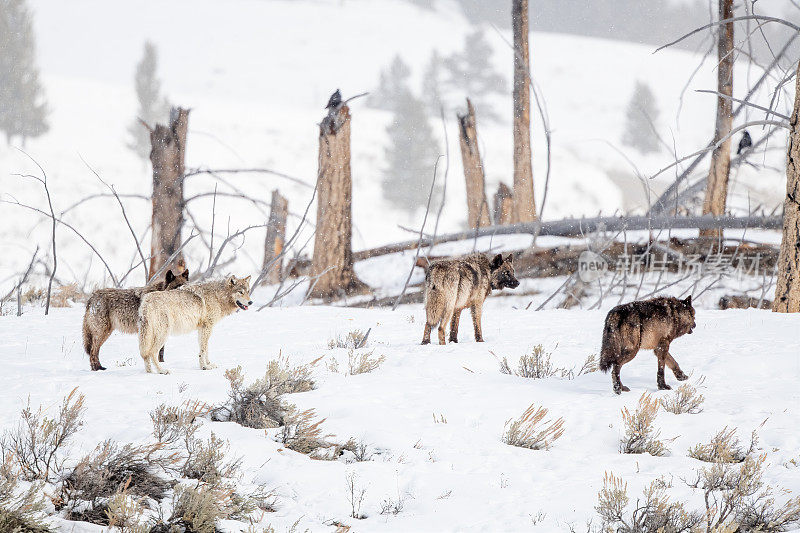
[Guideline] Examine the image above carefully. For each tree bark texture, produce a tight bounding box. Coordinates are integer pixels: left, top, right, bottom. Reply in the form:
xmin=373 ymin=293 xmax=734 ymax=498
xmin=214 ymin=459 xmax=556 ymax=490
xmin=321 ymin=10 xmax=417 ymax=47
xmin=149 ymin=107 xmax=189 ymax=279
xmin=512 ymin=0 xmax=536 ymax=223
xmin=773 ymin=61 xmax=800 ymax=313
xmin=457 ymin=98 xmax=490 ymax=229
xmin=263 ymin=189 xmax=288 ymax=285
xmin=310 ymin=103 xmax=368 ymax=299
xmin=700 ymin=0 xmax=734 ymax=238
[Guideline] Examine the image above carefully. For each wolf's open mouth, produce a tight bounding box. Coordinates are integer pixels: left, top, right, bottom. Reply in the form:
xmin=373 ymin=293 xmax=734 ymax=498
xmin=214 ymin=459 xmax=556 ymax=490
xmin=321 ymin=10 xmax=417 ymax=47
xmin=236 ymin=301 xmax=249 ymax=311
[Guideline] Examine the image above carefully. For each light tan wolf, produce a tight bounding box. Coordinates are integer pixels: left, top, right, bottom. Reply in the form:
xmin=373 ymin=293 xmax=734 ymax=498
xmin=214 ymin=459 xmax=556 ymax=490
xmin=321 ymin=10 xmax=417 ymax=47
xmin=137 ymin=275 xmax=252 ymax=374
xmin=599 ymin=295 xmax=695 ymax=394
xmin=82 ymin=269 xmax=189 ymax=371
xmin=422 ymin=253 xmax=519 ymax=345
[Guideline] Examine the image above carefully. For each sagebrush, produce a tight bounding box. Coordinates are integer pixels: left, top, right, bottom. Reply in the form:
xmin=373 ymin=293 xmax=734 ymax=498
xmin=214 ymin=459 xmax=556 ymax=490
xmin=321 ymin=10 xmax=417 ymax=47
xmin=659 ymin=383 xmax=704 ymax=415
xmin=620 ymin=393 xmax=668 ymax=456
xmin=502 ymin=404 xmax=565 ymax=450
xmin=498 ymin=346 xmax=596 ymax=380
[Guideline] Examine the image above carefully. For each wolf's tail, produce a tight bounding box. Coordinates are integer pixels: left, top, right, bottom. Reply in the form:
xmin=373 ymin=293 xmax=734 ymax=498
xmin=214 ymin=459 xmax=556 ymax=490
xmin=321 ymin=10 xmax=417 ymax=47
xmin=599 ymin=310 xmax=622 ymax=373
xmin=82 ymin=305 xmax=93 ymax=355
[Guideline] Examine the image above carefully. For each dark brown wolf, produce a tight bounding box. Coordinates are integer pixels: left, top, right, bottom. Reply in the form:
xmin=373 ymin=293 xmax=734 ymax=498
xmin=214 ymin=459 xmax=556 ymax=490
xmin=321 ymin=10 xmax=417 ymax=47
xmin=599 ymin=295 xmax=695 ymax=394
xmin=422 ymin=253 xmax=519 ymax=345
xmin=82 ymin=269 xmax=189 ymax=371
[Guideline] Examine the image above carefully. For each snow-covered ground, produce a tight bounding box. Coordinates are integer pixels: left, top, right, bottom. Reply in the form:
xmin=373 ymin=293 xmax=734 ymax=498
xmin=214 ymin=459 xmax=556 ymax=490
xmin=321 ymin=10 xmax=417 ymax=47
xmin=0 ymin=0 xmax=793 ymax=292
xmin=1 ymin=301 xmax=799 ymax=531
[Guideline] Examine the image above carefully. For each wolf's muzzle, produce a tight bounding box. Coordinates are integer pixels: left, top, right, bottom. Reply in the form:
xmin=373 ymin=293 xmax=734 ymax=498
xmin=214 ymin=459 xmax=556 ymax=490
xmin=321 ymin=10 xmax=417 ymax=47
xmin=236 ymin=300 xmax=252 ymax=311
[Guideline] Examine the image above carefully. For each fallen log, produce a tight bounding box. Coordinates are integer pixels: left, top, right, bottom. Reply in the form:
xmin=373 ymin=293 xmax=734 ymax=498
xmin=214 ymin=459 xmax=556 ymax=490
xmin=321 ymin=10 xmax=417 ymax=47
xmin=352 ymin=214 xmax=782 ymax=261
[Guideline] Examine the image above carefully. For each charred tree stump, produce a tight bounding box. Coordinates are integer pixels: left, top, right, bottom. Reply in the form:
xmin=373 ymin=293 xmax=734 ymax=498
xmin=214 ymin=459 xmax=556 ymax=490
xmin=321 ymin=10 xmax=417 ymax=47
xmin=512 ymin=0 xmax=536 ymax=223
xmin=773 ymin=61 xmax=800 ymax=313
xmin=700 ymin=0 xmax=734 ymax=238
xmin=148 ymin=107 xmax=189 ymax=280
xmin=458 ymin=98 xmax=491 ymax=229
xmin=493 ymin=182 xmax=514 ymax=226
xmin=309 ymin=97 xmax=368 ymax=300
xmin=262 ymin=189 xmax=288 ymax=285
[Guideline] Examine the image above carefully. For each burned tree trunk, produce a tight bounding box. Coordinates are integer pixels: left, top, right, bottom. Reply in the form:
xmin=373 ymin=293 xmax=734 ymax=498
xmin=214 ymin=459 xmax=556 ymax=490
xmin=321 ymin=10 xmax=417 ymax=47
xmin=700 ymin=0 xmax=734 ymax=238
xmin=148 ymin=107 xmax=189 ymax=279
xmin=773 ymin=62 xmax=800 ymax=313
xmin=512 ymin=0 xmax=536 ymax=223
xmin=457 ymin=98 xmax=490 ymax=229
xmin=262 ymin=189 xmax=288 ymax=285
xmin=309 ymin=99 xmax=368 ymax=300
xmin=494 ymin=182 xmax=514 ymax=226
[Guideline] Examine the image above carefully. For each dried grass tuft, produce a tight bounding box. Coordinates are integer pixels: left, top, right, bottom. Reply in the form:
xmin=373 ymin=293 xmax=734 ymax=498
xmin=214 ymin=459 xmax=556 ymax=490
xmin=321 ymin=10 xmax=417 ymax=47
xmin=502 ymin=404 xmax=565 ymax=450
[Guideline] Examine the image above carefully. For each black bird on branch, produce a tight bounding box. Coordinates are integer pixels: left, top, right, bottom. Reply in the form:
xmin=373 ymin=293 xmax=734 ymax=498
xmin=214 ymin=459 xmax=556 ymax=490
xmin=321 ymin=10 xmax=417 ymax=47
xmin=325 ymin=89 xmax=342 ymax=110
xmin=737 ymin=130 xmax=752 ymax=155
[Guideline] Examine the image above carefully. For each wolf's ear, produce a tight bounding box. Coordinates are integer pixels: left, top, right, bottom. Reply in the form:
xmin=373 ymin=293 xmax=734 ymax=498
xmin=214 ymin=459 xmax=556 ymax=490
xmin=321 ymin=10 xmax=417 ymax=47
xmin=491 ymin=254 xmax=503 ymax=269
xmin=229 ymin=275 xmax=237 ymax=286
xmin=505 ymin=254 xmax=513 ymax=264
xmin=684 ymin=295 xmax=692 ymax=306
xmin=182 ymin=269 xmax=190 ymax=279
xmin=165 ymin=270 xmax=175 ymax=284
xmin=242 ymin=275 xmax=251 ymax=285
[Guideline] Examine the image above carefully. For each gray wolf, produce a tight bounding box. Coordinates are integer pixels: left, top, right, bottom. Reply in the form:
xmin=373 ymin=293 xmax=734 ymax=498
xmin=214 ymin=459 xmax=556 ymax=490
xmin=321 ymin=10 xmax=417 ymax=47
xmin=82 ymin=269 xmax=189 ymax=371
xmin=599 ymin=295 xmax=695 ymax=394
xmin=422 ymin=253 xmax=519 ymax=345
xmin=137 ymin=275 xmax=252 ymax=374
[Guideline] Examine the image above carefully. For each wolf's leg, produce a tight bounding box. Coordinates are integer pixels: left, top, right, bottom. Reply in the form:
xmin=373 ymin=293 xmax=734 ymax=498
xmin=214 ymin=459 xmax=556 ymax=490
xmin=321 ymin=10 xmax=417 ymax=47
xmin=655 ymin=341 xmax=671 ymax=390
xmin=448 ymin=309 xmax=462 ymax=343
xmin=664 ymin=352 xmax=688 ymax=381
xmin=89 ymin=328 xmax=111 ymax=371
xmin=439 ymin=305 xmax=455 ymax=345
xmin=198 ymin=326 xmax=216 ymax=370
xmin=150 ymin=347 xmax=170 ymax=375
xmin=612 ymin=350 xmax=634 ymax=394
xmin=158 ymin=346 xmax=165 ymax=363
xmin=470 ymin=304 xmax=484 ymax=342
xmin=422 ymin=323 xmax=433 ymax=345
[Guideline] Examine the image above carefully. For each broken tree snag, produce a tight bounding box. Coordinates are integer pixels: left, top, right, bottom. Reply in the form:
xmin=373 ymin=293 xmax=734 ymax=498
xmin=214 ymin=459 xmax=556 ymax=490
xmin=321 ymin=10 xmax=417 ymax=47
xmin=773 ymin=62 xmax=800 ymax=313
xmin=512 ymin=0 xmax=536 ymax=223
xmin=148 ymin=107 xmax=189 ymax=279
xmin=700 ymin=0 xmax=734 ymax=238
xmin=309 ymin=98 xmax=368 ymax=300
xmin=262 ymin=189 xmax=288 ymax=285
xmin=458 ymin=98 xmax=491 ymax=229
xmin=493 ymin=182 xmax=514 ymax=226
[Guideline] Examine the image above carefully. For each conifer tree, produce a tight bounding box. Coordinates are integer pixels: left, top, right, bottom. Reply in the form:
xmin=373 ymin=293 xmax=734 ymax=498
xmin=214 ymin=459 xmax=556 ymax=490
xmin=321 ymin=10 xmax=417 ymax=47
xmin=422 ymin=49 xmax=445 ymax=113
xmin=445 ymin=29 xmax=506 ymax=120
xmin=367 ymin=55 xmax=411 ymax=111
xmin=128 ymin=41 xmax=170 ymax=159
xmin=381 ymin=89 xmax=441 ymax=214
xmin=622 ymin=81 xmax=661 ymax=154
xmin=0 ymin=0 xmax=49 ymax=145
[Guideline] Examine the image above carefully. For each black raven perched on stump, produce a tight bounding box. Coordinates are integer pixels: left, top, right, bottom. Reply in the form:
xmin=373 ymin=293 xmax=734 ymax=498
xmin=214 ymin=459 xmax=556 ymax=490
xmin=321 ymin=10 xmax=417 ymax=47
xmin=737 ymin=130 xmax=752 ymax=155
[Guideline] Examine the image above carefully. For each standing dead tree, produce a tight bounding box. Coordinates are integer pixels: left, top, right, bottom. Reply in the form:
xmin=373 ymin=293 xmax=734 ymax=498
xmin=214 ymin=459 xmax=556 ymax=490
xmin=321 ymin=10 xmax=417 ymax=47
xmin=701 ymin=0 xmax=734 ymax=238
xmin=147 ymin=107 xmax=189 ymax=280
xmin=493 ymin=182 xmax=514 ymax=226
xmin=309 ymin=94 xmax=368 ymax=300
xmin=773 ymin=61 xmax=800 ymax=313
xmin=511 ymin=0 xmax=536 ymax=223
xmin=457 ymin=98 xmax=490 ymax=229
xmin=262 ymin=189 xmax=288 ymax=285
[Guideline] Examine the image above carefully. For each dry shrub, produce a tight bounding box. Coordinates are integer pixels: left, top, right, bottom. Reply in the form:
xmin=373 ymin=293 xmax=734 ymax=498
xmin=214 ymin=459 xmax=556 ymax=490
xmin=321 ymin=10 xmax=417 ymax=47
xmin=502 ymin=404 xmax=565 ymax=450
xmin=498 ymin=346 xmax=596 ymax=380
xmin=688 ymin=427 xmax=757 ymax=464
xmin=157 ymin=483 xmax=226 ymax=533
xmin=281 ymin=408 xmax=334 ymax=456
xmin=183 ymin=433 xmax=242 ymax=485
xmin=105 ymin=487 xmax=151 ymax=533
xmin=150 ymin=401 xmax=209 ymax=446
xmin=620 ymin=393 xmax=668 ymax=456
xmin=0 ymin=456 xmax=53 ymax=532
xmin=56 ymin=440 xmax=178 ymax=524
xmin=328 ymin=350 xmax=386 ymax=375
xmin=50 ymin=283 xmax=84 ymax=308
xmin=328 ymin=329 xmax=370 ymax=350
xmin=689 ymin=453 xmax=800 ymax=532
xmin=20 ymin=286 xmax=45 ymax=305
xmin=1 ymin=388 xmax=85 ymax=482
xmin=595 ymin=472 xmax=702 ymax=532
xmin=212 ymin=360 xmax=314 ymax=429
xmin=660 ymin=383 xmax=705 ymax=415
xmin=345 ymin=471 xmax=367 ymax=519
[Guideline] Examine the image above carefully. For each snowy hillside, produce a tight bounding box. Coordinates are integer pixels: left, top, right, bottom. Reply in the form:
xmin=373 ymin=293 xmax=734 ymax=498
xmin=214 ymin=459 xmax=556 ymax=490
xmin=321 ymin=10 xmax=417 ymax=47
xmin=0 ymin=0 xmax=792 ymax=291
xmin=1 ymin=302 xmax=799 ymax=531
